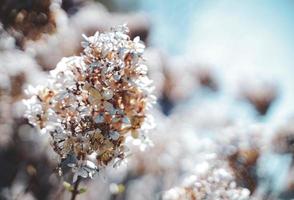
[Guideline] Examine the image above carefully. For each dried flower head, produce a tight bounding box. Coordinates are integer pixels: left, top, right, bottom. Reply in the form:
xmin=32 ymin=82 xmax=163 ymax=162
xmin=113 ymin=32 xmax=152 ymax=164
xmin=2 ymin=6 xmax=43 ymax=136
xmin=218 ymin=125 xmax=262 ymax=193
xmin=0 ymin=0 xmax=57 ymax=46
xmin=163 ymin=161 xmax=251 ymax=200
xmin=24 ymin=25 xmax=155 ymax=181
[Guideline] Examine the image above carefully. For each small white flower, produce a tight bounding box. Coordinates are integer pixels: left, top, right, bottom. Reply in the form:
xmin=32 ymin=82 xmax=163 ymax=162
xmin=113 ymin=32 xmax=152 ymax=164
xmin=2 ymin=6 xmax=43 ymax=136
xmin=102 ymin=89 xmax=113 ymax=100
xmin=109 ymin=131 xmax=120 ymax=141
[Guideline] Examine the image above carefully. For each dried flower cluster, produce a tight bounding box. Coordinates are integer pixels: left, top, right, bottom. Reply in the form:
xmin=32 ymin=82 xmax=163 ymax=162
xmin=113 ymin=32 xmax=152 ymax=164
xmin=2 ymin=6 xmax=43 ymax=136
xmin=163 ymin=161 xmax=251 ymax=200
xmin=215 ymin=126 xmax=262 ymax=194
xmin=24 ymin=25 xmax=155 ymax=182
xmin=0 ymin=0 xmax=57 ymax=45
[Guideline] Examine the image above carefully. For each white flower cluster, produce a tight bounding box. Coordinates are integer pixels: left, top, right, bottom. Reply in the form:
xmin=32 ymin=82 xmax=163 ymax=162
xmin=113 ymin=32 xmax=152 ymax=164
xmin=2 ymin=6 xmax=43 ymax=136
xmin=163 ymin=160 xmax=251 ymax=200
xmin=23 ymin=25 xmax=155 ymax=182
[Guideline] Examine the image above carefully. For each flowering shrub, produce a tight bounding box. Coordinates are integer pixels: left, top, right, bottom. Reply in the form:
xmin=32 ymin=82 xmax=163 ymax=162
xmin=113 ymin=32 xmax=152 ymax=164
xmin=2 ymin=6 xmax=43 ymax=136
xmin=23 ymin=25 xmax=155 ymax=182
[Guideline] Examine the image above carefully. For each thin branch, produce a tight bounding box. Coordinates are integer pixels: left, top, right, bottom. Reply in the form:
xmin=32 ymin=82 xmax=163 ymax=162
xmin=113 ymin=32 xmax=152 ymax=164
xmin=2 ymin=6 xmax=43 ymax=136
xmin=70 ymin=176 xmax=82 ymax=200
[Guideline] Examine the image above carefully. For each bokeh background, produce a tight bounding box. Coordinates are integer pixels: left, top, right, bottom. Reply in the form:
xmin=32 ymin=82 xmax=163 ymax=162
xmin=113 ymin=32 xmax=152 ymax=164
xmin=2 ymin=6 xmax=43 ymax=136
xmin=0 ymin=0 xmax=294 ymax=199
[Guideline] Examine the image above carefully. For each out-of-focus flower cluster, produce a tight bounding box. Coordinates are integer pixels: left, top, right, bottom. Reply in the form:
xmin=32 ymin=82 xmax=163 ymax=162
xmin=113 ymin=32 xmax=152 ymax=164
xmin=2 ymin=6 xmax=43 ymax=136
xmin=0 ymin=0 xmax=57 ymax=46
xmin=0 ymin=23 xmax=44 ymax=148
xmin=163 ymin=160 xmax=251 ymax=200
xmin=0 ymin=19 xmax=59 ymax=200
xmin=24 ymin=25 xmax=155 ymax=182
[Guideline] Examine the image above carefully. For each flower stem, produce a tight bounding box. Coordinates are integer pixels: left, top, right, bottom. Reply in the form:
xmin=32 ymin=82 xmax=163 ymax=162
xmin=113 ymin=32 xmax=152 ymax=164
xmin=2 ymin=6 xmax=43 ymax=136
xmin=71 ymin=176 xmax=82 ymax=200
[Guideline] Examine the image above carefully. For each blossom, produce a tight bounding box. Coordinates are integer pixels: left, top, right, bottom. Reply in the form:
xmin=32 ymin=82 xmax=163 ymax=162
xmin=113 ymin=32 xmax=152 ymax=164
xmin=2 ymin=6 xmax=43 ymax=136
xmin=24 ymin=25 xmax=155 ymax=181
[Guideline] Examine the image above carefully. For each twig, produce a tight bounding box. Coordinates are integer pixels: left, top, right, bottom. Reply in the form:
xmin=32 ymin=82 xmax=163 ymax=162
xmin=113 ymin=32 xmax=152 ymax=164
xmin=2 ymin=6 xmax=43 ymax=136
xmin=70 ymin=176 xmax=82 ymax=200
